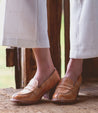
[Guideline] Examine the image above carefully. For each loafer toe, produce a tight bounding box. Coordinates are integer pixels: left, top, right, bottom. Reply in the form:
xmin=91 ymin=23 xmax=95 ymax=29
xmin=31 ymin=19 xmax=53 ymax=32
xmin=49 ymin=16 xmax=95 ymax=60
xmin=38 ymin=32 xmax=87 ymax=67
xmin=10 ymin=69 xmax=60 ymax=105
xmin=52 ymin=75 xmax=82 ymax=104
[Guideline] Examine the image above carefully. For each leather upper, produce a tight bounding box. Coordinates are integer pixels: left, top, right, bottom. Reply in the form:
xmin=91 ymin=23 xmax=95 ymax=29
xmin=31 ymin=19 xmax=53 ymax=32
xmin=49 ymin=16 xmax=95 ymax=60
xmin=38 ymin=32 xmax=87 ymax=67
xmin=11 ymin=69 xmax=60 ymax=103
xmin=52 ymin=75 xmax=82 ymax=101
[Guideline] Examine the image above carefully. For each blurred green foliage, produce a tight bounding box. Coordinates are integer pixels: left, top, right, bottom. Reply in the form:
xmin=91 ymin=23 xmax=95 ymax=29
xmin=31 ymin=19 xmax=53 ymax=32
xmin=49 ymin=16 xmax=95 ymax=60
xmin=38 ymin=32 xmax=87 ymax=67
xmin=0 ymin=46 xmax=15 ymax=88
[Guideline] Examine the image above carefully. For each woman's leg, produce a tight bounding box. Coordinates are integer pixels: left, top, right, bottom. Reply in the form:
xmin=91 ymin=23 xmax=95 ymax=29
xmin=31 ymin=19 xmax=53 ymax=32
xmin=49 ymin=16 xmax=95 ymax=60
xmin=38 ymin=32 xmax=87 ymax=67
xmin=65 ymin=59 xmax=83 ymax=83
xmin=32 ymin=48 xmax=55 ymax=86
xmin=52 ymin=58 xmax=83 ymax=103
xmin=11 ymin=48 xmax=60 ymax=104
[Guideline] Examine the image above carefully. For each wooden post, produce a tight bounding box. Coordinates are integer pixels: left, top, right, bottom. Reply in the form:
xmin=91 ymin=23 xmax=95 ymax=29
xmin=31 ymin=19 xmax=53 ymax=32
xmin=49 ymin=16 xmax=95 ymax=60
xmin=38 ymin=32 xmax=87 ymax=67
xmin=64 ymin=0 xmax=70 ymax=72
xmin=47 ymin=0 xmax=62 ymax=75
xmin=14 ymin=48 xmax=22 ymax=89
xmin=22 ymin=49 xmax=37 ymax=87
xmin=47 ymin=0 xmax=62 ymax=98
xmin=6 ymin=47 xmax=22 ymax=89
xmin=6 ymin=47 xmax=15 ymax=67
xmin=83 ymin=58 xmax=98 ymax=82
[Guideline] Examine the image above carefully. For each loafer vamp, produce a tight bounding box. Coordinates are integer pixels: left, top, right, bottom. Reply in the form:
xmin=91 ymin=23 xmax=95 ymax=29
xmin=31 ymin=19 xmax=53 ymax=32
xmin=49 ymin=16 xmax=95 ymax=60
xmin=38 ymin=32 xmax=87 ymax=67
xmin=11 ymin=69 xmax=60 ymax=104
xmin=52 ymin=75 xmax=82 ymax=102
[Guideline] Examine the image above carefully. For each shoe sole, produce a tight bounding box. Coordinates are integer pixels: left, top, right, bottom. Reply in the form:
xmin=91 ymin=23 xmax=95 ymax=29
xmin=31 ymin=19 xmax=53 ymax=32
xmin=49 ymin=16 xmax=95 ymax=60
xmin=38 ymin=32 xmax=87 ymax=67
xmin=10 ymin=98 xmax=40 ymax=105
xmin=52 ymin=89 xmax=80 ymax=105
xmin=52 ymin=98 xmax=77 ymax=105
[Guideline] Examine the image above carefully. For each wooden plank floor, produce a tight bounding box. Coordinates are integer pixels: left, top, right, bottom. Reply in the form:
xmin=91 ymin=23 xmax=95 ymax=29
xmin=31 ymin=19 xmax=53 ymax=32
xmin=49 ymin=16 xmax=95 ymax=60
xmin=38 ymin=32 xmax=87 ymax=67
xmin=80 ymin=82 xmax=98 ymax=96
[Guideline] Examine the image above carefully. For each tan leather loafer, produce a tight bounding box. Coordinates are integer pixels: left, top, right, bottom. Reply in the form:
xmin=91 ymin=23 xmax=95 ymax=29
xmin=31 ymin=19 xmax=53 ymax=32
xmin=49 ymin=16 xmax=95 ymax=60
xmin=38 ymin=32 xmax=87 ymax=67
xmin=52 ymin=75 xmax=82 ymax=104
xmin=10 ymin=69 xmax=60 ymax=105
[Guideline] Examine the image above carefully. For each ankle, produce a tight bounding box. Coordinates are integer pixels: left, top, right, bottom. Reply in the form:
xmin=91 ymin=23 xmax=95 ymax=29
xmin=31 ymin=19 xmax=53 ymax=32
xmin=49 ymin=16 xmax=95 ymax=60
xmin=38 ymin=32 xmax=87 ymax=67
xmin=66 ymin=67 xmax=82 ymax=77
xmin=35 ymin=64 xmax=55 ymax=82
xmin=65 ymin=59 xmax=83 ymax=83
xmin=37 ymin=63 xmax=55 ymax=74
xmin=67 ymin=59 xmax=83 ymax=74
xmin=67 ymin=59 xmax=83 ymax=68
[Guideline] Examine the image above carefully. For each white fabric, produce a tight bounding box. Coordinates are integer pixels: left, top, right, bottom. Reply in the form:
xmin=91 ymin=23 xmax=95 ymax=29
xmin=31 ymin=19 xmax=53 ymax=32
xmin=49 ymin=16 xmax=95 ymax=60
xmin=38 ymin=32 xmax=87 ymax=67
xmin=1 ymin=0 xmax=98 ymax=58
xmin=0 ymin=0 xmax=50 ymax=48
xmin=70 ymin=0 xmax=98 ymax=59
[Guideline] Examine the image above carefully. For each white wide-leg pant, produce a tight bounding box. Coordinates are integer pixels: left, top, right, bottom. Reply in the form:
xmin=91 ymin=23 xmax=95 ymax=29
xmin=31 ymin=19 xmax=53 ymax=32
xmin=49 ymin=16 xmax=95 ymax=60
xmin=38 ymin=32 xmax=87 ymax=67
xmin=0 ymin=0 xmax=50 ymax=48
xmin=0 ymin=0 xmax=98 ymax=59
xmin=70 ymin=0 xmax=98 ymax=59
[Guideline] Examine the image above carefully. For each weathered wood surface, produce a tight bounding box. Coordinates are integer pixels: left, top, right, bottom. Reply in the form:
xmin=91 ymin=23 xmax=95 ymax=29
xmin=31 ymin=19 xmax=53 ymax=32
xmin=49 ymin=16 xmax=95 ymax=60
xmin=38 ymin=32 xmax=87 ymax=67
xmin=6 ymin=47 xmax=15 ymax=67
xmin=47 ymin=0 xmax=62 ymax=98
xmin=64 ymin=0 xmax=70 ymax=72
xmin=14 ymin=48 xmax=22 ymax=89
xmin=22 ymin=49 xmax=36 ymax=87
xmin=83 ymin=58 xmax=98 ymax=82
xmin=6 ymin=47 xmax=22 ymax=89
xmin=47 ymin=0 xmax=62 ymax=76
